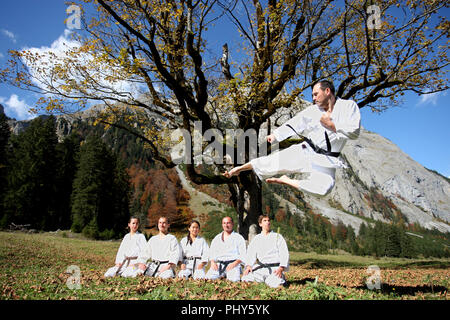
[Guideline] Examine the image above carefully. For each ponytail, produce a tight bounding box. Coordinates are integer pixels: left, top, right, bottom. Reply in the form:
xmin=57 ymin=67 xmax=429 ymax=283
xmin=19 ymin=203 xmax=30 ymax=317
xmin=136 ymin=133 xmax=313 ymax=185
xmin=187 ymin=220 xmax=200 ymax=245
xmin=187 ymin=230 xmax=193 ymax=245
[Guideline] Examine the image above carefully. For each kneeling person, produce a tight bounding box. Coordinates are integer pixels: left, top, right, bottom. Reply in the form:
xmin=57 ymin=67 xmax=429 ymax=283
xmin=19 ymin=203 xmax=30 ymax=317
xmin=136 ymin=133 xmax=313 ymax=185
xmin=178 ymin=220 xmax=209 ymax=280
xmin=242 ymin=215 xmax=289 ymax=288
xmin=206 ymin=216 xmax=246 ymax=282
xmin=135 ymin=216 xmax=180 ymax=279
xmin=104 ymin=216 xmax=147 ymax=278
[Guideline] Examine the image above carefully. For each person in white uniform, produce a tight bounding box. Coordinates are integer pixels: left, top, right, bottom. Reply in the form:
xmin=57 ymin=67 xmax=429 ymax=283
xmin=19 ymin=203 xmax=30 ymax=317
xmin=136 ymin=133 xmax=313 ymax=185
xmin=104 ymin=216 xmax=147 ymax=278
xmin=135 ymin=216 xmax=181 ymax=279
xmin=223 ymin=80 xmax=361 ymax=196
xmin=242 ymin=215 xmax=289 ymax=288
xmin=206 ymin=216 xmax=246 ymax=282
xmin=178 ymin=220 xmax=210 ymax=280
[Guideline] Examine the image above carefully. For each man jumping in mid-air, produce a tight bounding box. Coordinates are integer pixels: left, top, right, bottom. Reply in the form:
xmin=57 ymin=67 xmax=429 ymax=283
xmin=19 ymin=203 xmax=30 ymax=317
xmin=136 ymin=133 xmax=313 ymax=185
xmin=223 ymin=80 xmax=360 ymax=196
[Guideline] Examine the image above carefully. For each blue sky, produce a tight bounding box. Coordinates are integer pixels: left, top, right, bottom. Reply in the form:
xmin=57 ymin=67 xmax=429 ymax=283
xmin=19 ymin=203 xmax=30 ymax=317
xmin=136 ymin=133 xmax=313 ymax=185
xmin=1 ymin=1 xmax=449 ymax=178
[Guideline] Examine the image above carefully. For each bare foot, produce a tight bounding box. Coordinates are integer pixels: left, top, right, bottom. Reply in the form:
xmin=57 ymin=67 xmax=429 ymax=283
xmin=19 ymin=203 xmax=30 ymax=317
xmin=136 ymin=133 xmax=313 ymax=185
xmin=266 ymin=175 xmax=300 ymax=190
xmin=223 ymin=167 xmax=239 ymax=178
xmin=266 ymin=175 xmax=291 ymax=185
xmin=223 ymin=171 xmax=232 ymax=178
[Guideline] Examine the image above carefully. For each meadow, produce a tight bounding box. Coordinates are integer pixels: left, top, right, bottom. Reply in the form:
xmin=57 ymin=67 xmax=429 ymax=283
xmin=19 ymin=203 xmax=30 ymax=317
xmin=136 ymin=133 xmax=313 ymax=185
xmin=0 ymin=231 xmax=448 ymax=300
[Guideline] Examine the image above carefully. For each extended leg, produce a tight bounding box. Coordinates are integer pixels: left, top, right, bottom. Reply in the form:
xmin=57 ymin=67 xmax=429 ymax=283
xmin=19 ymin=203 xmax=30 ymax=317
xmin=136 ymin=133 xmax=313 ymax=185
xmin=265 ymin=175 xmax=300 ymax=189
xmin=223 ymin=162 xmax=253 ymax=178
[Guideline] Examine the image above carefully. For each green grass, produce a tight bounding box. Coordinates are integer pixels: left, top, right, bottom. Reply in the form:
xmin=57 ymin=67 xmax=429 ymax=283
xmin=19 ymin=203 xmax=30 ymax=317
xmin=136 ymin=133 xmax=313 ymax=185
xmin=0 ymin=231 xmax=448 ymax=300
xmin=289 ymin=251 xmax=450 ymax=269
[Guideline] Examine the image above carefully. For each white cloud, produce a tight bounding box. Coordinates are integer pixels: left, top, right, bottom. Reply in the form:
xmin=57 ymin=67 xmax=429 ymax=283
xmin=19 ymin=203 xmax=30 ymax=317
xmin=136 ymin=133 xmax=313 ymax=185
xmin=0 ymin=94 xmax=35 ymax=120
xmin=417 ymin=91 xmax=447 ymax=106
xmin=22 ymin=29 xmax=145 ymax=106
xmin=1 ymin=29 xmax=17 ymax=43
xmin=23 ymin=29 xmax=81 ymax=83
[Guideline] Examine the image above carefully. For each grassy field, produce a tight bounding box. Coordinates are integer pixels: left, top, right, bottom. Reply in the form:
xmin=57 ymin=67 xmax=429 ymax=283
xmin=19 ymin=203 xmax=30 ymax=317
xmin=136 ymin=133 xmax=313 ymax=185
xmin=0 ymin=231 xmax=448 ymax=300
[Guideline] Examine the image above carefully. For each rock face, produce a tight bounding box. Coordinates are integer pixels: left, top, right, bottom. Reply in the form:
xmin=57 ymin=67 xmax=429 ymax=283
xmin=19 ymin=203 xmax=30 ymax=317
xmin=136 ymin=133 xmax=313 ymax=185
xmin=264 ymin=100 xmax=450 ymax=234
xmin=7 ymin=114 xmax=75 ymax=142
xmin=302 ymin=128 xmax=450 ymax=234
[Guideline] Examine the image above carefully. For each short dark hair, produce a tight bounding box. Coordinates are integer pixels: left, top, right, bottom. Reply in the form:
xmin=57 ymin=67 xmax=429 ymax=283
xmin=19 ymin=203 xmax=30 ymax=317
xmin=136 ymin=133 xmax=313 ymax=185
xmin=129 ymin=216 xmax=140 ymax=224
xmin=258 ymin=214 xmax=270 ymax=224
xmin=159 ymin=216 xmax=170 ymax=224
xmin=222 ymin=216 xmax=234 ymax=224
xmin=317 ymin=80 xmax=335 ymax=96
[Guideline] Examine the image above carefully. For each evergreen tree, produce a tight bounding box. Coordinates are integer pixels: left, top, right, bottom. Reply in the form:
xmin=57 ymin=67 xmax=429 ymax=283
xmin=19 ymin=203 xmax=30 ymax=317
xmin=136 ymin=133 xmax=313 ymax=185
xmin=0 ymin=108 xmax=9 ymax=167
xmin=292 ymin=214 xmax=305 ymax=236
xmin=319 ymin=219 xmax=329 ymax=241
xmin=0 ymin=108 xmax=11 ymax=226
xmin=385 ymin=224 xmax=402 ymax=257
xmin=105 ymin=157 xmax=130 ymax=236
xmin=359 ymin=222 xmax=368 ymax=238
xmin=400 ymin=231 xmax=416 ymax=258
xmin=3 ymin=116 xmax=59 ymax=230
xmin=54 ymin=133 xmax=81 ymax=230
xmin=336 ymin=221 xmax=347 ymax=242
xmin=365 ymin=221 xmax=387 ymax=257
xmin=262 ymin=184 xmax=280 ymax=220
xmin=71 ymin=135 xmax=130 ymax=239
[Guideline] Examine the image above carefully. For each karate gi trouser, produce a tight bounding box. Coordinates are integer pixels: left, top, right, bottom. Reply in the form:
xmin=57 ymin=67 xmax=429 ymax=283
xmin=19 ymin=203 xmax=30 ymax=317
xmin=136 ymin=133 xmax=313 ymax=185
xmin=145 ymin=262 xmax=175 ymax=279
xmin=122 ymin=263 xmax=175 ymax=278
xmin=121 ymin=265 xmax=141 ymax=278
xmin=178 ymin=268 xmax=206 ymax=280
xmin=250 ymin=143 xmax=335 ymax=196
xmin=155 ymin=269 xmax=175 ymax=279
xmin=104 ymin=265 xmax=137 ymax=278
xmin=104 ymin=266 xmax=120 ymax=277
xmin=241 ymin=267 xmax=285 ymax=288
xmin=206 ymin=264 xmax=241 ymax=282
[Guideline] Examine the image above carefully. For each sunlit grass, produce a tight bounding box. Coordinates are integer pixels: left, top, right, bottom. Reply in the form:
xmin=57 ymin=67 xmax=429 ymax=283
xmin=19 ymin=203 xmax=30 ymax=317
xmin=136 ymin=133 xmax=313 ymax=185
xmin=0 ymin=231 xmax=448 ymax=300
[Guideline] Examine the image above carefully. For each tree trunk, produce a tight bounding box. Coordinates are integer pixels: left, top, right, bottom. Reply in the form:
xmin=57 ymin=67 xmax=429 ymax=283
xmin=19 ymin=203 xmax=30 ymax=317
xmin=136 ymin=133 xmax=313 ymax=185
xmin=228 ymin=171 xmax=262 ymax=241
xmin=226 ymin=127 xmax=269 ymax=241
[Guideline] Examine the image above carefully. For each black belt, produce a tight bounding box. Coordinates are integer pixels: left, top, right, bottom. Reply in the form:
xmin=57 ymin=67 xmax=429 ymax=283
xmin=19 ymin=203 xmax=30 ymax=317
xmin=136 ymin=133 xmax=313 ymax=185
xmin=145 ymin=260 xmax=169 ymax=277
xmin=286 ymin=124 xmax=340 ymax=157
xmin=115 ymin=256 xmax=138 ymax=276
xmin=252 ymin=262 xmax=280 ymax=274
xmin=184 ymin=256 xmax=202 ymax=271
xmin=185 ymin=256 xmax=202 ymax=260
xmin=217 ymin=260 xmax=236 ymax=276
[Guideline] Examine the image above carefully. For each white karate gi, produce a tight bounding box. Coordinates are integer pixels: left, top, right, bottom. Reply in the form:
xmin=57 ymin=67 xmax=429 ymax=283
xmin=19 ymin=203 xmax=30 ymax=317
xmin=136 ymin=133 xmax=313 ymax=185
xmin=177 ymin=236 xmax=210 ymax=280
xmin=242 ymin=231 xmax=289 ymax=288
xmin=104 ymin=232 xmax=147 ymax=278
xmin=134 ymin=233 xmax=181 ymax=279
xmin=251 ymin=98 xmax=360 ymax=195
xmin=206 ymin=231 xmax=246 ymax=282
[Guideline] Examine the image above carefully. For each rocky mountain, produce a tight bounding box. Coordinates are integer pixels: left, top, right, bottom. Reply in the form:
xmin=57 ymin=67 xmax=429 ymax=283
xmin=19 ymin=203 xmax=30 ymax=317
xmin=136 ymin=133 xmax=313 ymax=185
xmin=303 ymin=128 xmax=450 ymax=234
xmin=258 ymin=100 xmax=450 ymax=235
xmin=4 ymin=104 xmax=450 ymax=235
